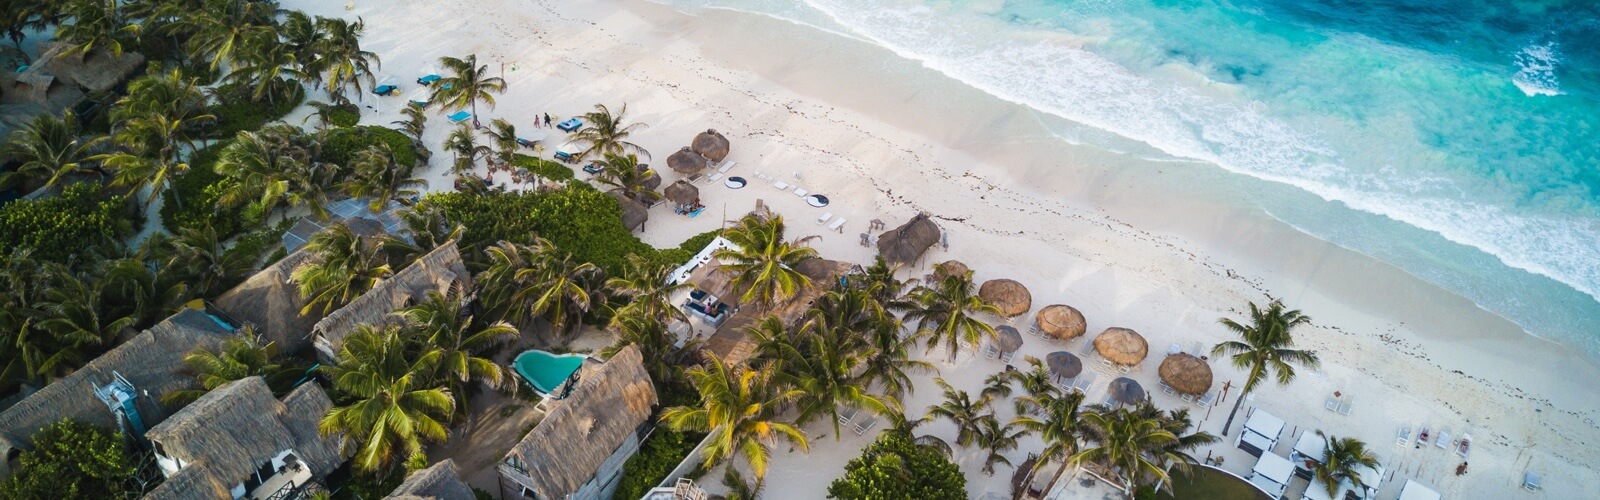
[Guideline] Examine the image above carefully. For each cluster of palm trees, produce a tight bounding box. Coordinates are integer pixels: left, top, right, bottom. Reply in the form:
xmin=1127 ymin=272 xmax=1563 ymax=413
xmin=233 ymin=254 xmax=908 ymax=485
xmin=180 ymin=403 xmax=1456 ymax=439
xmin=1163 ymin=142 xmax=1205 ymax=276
xmin=215 ymin=122 xmax=425 ymax=223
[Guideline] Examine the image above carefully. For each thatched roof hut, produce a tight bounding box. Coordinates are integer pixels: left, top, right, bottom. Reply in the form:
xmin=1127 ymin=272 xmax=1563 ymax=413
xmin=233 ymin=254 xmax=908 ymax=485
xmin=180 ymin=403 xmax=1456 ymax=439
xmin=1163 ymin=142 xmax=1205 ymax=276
xmin=933 ymin=260 xmax=968 ymax=280
xmin=213 ymin=250 xmax=323 ymax=354
xmin=1046 ymin=351 xmax=1082 ymax=379
xmin=310 ymin=242 xmax=469 ymax=364
xmin=875 ymin=214 xmax=940 ymax=266
xmin=664 ymin=179 xmax=699 ymax=206
xmin=0 ymin=308 xmax=233 ymax=478
xmin=667 ymin=146 xmax=708 ymax=174
xmin=996 ymin=325 xmax=1023 ymax=354
xmin=31 ymin=42 xmax=146 ymax=94
xmin=499 ymin=345 xmax=656 ymax=500
xmin=691 ymin=129 xmax=731 ymax=163
xmin=979 ymin=279 xmax=1032 ymax=317
xmin=686 ymin=260 xmax=742 ymax=307
xmin=387 ymin=459 xmax=474 ymax=500
xmin=1107 ymin=377 xmax=1146 ymax=406
xmin=606 ymin=189 xmax=649 ymax=232
xmin=1093 ymin=327 xmax=1148 ymax=366
xmin=1158 ymin=353 xmax=1213 ymax=396
xmin=1035 ymin=304 xmax=1087 ymax=342
xmin=144 ymin=378 xmax=344 ymax=499
xmin=704 ymin=258 xmax=856 ymax=366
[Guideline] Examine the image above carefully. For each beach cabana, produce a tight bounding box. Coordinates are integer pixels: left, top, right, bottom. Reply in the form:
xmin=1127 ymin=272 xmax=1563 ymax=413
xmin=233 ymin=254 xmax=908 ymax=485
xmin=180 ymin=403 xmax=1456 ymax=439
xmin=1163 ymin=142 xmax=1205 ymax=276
xmin=1035 ymin=304 xmax=1087 ymax=341
xmin=1158 ymin=353 xmax=1213 ymax=396
xmin=1107 ymin=377 xmax=1146 ymax=406
xmin=1236 ymin=407 xmax=1285 ymax=457
xmin=664 ymin=180 xmax=699 ymax=209
xmin=691 ymin=128 xmax=731 ymax=163
xmin=1397 ymin=480 xmax=1441 ymax=500
xmin=1046 ymin=351 xmax=1082 ymax=381
xmin=995 ymin=325 xmax=1024 ymax=356
xmin=933 ymin=260 xmax=969 ymax=280
xmin=1247 ymin=452 xmax=1295 ymax=499
xmin=667 ymin=146 xmax=708 ymax=174
xmin=1304 ymin=463 xmax=1384 ymax=500
xmin=979 ymin=279 xmax=1032 ymax=317
xmin=1290 ymin=430 xmax=1328 ymax=479
xmin=388 ymin=459 xmax=475 ymax=500
xmin=876 ymin=213 xmax=941 ymax=266
xmin=1092 ymin=327 xmax=1148 ymax=367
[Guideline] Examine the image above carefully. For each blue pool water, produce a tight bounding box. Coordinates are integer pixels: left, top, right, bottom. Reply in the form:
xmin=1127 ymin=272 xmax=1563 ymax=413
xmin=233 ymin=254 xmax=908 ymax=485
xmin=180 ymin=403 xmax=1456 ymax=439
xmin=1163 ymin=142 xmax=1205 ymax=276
xmin=512 ymin=350 xmax=586 ymax=395
xmin=658 ymin=0 xmax=1600 ymax=355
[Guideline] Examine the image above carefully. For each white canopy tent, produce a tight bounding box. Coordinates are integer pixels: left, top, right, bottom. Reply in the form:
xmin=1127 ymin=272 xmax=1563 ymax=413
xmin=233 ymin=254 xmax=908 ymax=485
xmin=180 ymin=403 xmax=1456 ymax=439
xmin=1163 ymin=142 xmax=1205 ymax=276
xmin=1398 ymin=480 xmax=1441 ymax=500
xmin=1248 ymin=452 xmax=1295 ymax=499
xmin=1237 ymin=408 xmax=1286 ymax=456
xmin=1302 ymin=464 xmax=1385 ymax=500
xmin=1291 ymin=430 xmax=1329 ymax=477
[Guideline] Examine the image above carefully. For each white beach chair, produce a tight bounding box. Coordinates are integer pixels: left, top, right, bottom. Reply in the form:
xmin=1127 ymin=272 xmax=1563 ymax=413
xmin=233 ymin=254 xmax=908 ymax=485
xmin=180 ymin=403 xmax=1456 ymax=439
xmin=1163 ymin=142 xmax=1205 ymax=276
xmin=708 ymin=172 xmax=723 ymax=182
xmin=717 ymin=161 xmax=736 ymax=173
xmin=1180 ymin=392 xmax=1196 ymax=403
xmin=837 ymin=405 xmax=860 ymax=425
xmin=852 ymin=414 xmax=880 ymax=435
xmin=1523 ymin=471 xmax=1541 ymax=491
xmin=1196 ymin=391 xmax=1214 ymax=407
xmin=1396 ymin=426 xmax=1411 ymax=446
xmin=774 ymin=180 xmax=789 ymax=190
xmin=1168 ymin=342 xmax=1182 ymax=355
xmin=984 ymin=344 xmax=999 ymax=359
xmin=793 ymin=187 xmax=808 ymax=197
xmin=828 ymin=218 xmax=847 ymax=232
xmin=1073 ymin=372 xmax=1097 ymax=394
xmin=1436 ymin=428 xmax=1450 ymax=449
xmin=817 ymin=212 xmax=834 ymax=225
xmin=1159 ymin=381 xmax=1176 ymax=396
xmin=999 ymin=350 xmax=1015 ymax=364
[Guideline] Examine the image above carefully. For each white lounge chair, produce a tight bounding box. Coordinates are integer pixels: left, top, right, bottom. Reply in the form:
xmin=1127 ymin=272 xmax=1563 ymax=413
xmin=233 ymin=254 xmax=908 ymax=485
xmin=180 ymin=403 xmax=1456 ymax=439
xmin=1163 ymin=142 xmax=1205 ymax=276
xmin=852 ymin=415 xmax=879 ymax=435
xmin=1168 ymin=342 xmax=1182 ymax=355
xmin=708 ymin=173 xmax=723 ymax=182
xmin=1073 ymin=372 xmax=1097 ymax=394
xmin=817 ymin=212 xmax=834 ymax=224
xmin=984 ymin=344 xmax=999 ymax=359
xmin=1436 ymin=428 xmax=1450 ymax=449
xmin=828 ymin=218 xmax=847 ymax=231
xmin=717 ymin=161 xmax=736 ymax=173
xmin=1196 ymin=391 xmax=1214 ymax=407
xmin=999 ymin=350 xmax=1015 ymax=363
xmin=793 ymin=187 xmax=808 ymax=197
xmin=1396 ymin=426 xmax=1411 ymax=446
xmin=1523 ymin=471 xmax=1541 ymax=491
xmin=774 ymin=181 xmax=789 ymax=190
xmin=837 ymin=406 xmax=860 ymax=425
xmin=1180 ymin=392 xmax=1195 ymax=403
xmin=1159 ymin=382 xmax=1176 ymax=396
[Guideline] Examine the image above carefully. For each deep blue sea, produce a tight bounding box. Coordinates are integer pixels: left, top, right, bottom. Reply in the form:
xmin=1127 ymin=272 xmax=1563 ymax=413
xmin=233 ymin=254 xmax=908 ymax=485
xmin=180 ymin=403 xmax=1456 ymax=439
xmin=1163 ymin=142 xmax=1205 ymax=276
xmin=665 ymin=0 xmax=1600 ymax=353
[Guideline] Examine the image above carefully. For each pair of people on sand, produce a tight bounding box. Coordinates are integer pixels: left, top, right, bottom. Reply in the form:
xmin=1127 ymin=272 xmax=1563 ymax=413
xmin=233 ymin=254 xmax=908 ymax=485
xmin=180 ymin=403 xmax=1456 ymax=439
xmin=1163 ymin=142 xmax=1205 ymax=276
xmin=532 ymin=113 xmax=554 ymax=127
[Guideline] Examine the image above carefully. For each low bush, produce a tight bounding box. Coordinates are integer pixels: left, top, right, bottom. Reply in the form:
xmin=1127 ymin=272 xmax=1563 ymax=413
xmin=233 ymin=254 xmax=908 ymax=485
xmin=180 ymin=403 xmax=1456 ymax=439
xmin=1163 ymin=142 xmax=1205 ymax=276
xmin=511 ymin=154 xmax=575 ymax=183
xmin=0 ymin=419 xmax=140 ymax=498
xmin=323 ymin=126 xmax=418 ymax=168
xmin=161 ymin=140 xmax=242 ymax=237
xmin=0 ymin=184 xmax=132 ymax=262
xmin=210 ymin=81 xmax=305 ymax=138
xmin=613 ymin=428 xmax=706 ymax=500
xmin=828 ymin=430 xmax=968 ymax=499
xmin=328 ymin=103 xmax=362 ymax=128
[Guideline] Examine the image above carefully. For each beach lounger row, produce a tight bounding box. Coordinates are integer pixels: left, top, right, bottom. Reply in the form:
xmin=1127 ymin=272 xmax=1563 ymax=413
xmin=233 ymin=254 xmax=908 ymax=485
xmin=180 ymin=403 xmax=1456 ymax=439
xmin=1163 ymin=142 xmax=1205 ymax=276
xmin=836 ymin=406 xmax=878 ymax=435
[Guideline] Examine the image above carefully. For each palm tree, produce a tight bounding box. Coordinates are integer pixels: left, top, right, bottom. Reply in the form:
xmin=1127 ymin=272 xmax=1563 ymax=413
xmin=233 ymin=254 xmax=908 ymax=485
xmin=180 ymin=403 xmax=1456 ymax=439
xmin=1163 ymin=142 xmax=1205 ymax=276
xmin=103 ymin=70 xmax=215 ymax=210
xmin=225 ymin=34 xmax=305 ymax=104
xmin=881 ymin=408 xmax=953 ymax=457
xmin=291 ymin=222 xmax=394 ymax=315
xmin=186 ymin=0 xmax=277 ymax=72
xmin=604 ymin=254 xmax=690 ymax=327
xmin=0 ymin=111 xmax=106 ymax=190
xmin=484 ymin=118 xmax=519 ymax=168
xmin=312 ymin=16 xmax=379 ymax=105
xmin=762 ymin=319 xmax=891 ymax=440
xmin=279 ymin=10 xmax=326 ymax=77
xmin=571 ymin=103 xmax=649 ymax=160
xmin=2 ymin=1 xmax=61 ymax=63
xmin=975 ymin=418 xmax=1024 ymax=475
xmin=477 ymin=239 xmax=601 ymax=336
xmin=431 ymin=54 xmax=505 ymax=126
xmin=1131 ymin=403 xmax=1218 ymax=480
xmin=214 ymin=124 xmax=313 ymax=222
xmin=1313 ymin=432 xmax=1380 ymax=498
xmin=165 ymin=223 xmax=259 ymax=297
xmin=859 ymin=315 xmax=935 ymax=402
xmin=593 ymin=153 xmax=660 ymax=203
xmin=99 ymin=258 xmax=188 ymax=329
xmin=162 ymin=329 xmax=302 ymax=405
xmin=923 ymin=378 xmax=993 ymax=448
xmin=380 ymin=203 xmax=463 ymax=266
xmin=444 ymin=123 xmax=488 ymax=175
xmin=1012 ymin=389 xmax=1088 ymax=496
xmin=54 ymin=0 xmax=135 ymax=60
xmin=393 ymin=103 xmax=428 ymax=142
xmin=341 ymin=142 xmax=427 ymax=212
xmin=1073 ymin=406 xmax=1179 ymax=499
xmin=35 ymin=266 xmax=134 ymax=352
xmin=660 ymin=353 xmax=808 ymax=479
xmin=714 ymin=214 xmax=819 ymax=311
xmin=319 ymin=324 xmax=454 ymax=476
xmin=903 ymin=271 xmax=1000 ymax=362
xmin=398 ymin=286 xmax=517 ymax=395
xmin=1211 ymin=300 xmax=1320 ymax=436
xmin=599 ymin=313 xmax=682 ymax=385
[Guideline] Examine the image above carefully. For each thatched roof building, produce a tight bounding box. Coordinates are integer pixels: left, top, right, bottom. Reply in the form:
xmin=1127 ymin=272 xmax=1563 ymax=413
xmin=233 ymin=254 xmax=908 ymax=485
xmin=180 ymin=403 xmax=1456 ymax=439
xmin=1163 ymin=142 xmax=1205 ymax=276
xmin=0 ymin=308 xmax=234 ymax=479
xmin=686 ymin=260 xmax=743 ymax=307
xmin=979 ymin=279 xmax=1032 ymax=317
xmin=691 ymin=129 xmax=731 ymax=163
xmin=606 ymin=189 xmax=649 ymax=232
xmin=667 ymin=146 xmax=708 ymax=174
xmin=30 ymin=42 xmax=146 ymax=94
xmin=1158 ymin=353 xmax=1213 ymax=396
xmin=1093 ymin=327 xmax=1148 ymax=367
xmin=499 ymin=345 xmax=657 ymax=500
xmin=144 ymin=378 xmax=343 ymax=500
xmin=310 ymin=241 xmax=469 ymax=364
xmin=387 ymin=459 xmax=474 ymax=500
xmin=875 ymin=214 xmax=940 ymax=266
xmin=1034 ymin=304 xmax=1087 ymax=341
xmin=213 ymin=249 xmax=323 ymax=355
xmin=664 ymin=179 xmax=698 ymax=207
xmin=703 ymin=258 xmax=856 ymax=365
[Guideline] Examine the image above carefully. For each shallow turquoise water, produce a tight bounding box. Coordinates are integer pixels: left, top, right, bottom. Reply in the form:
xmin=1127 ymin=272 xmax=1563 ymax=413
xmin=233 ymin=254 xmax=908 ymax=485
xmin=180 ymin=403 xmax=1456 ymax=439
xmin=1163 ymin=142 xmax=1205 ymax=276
xmin=513 ymin=350 xmax=586 ymax=395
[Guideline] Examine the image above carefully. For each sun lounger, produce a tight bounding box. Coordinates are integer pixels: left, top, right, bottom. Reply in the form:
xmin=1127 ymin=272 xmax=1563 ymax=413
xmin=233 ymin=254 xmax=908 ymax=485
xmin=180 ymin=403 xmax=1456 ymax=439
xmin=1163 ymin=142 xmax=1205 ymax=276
xmin=447 ymin=111 xmax=471 ymax=123
xmin=1196 ymin=390 xmax=1214 ymax=407
xmin=1396 ymin=426 xmax=1411 ymax=446
xmin=817 ymin=212 xmax=834 ymax=224
xmin=1435 ymin=428 xmax=1450 ymax=449
xmin=718 ymin=161 xmax=736 ymax=173
xmin=999 ymin=350 xmax=1014 ymax=363
xmin=1456 ymin=434 xmax=1471 ymax=458
xmin=828 ymin=218 xmax=846 ymax=231
xmin=774 ymin=181 xmax=789 ymax=190
xmin=557 ymin=118 xmax=583 ymax=132
xmin=852 ymin=414 xmax=879 ymax=435
xmin=794 ymin=187 xmax=808 ymax=197
xmin=984 ymin=344 xmax=999 ymax=359
xmin=1523 ymin=471 xmax=1541 ymax=491
xmin=1072 ymin=371 xmax=1097 ymax=393
xmin=837 ymin=406 xmax=860 ymax=425
xmin=1168 ymin=342 xmax=1182 ymax=355
xmin=708 ymin=173 xmax=723 ymax=182
xmin=373 ymin=84 xmax=398 ymax=95
xmin=417 ymin=74 xmax=441 ymax=85
xmin=1417 ymin=426 xmax=1431 ymax=447
xmin=1180 ymin=392 xmax=1195 ymax=403
xmin=1159 ymin=381 xmax=1176 ymax=396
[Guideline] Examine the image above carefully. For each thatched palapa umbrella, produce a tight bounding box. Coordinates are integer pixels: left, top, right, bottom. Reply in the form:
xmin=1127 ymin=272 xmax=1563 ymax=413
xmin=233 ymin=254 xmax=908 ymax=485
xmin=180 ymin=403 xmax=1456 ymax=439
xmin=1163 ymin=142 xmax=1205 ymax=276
xmin=691 ymin=129 xmax=731 ymax=163
xmin=1093 ymin=327 xmax=1148 ymax=366
xmin=979 ymin=279 xmax=1032 ymax=318
xmin=663 ymin=180 xmax=698 ymax=207
xmin=995 ymin=325 xmax=1023 ymax=354
xmin=1046 ymin=351 xmax=1082 ymax=380
xmin=667 ymin=147 xmax=708 ymax=174
xmin=638 ymin=164 xmax=662 ymax=191
xmin=1035 ymin=304 xmax=1087 ymax=341
xmin=1107 ymin=377 xmax=1146 ymax=406
xmin=1158 ymin=353 xmax=1213 ymax=396
xmin=606 ymin=189 xmax=648 ymax=231
xmin=933 ymin=260 xmax=969 ymax=280
xmin=876 ymin=214 xmax=941 ymax=266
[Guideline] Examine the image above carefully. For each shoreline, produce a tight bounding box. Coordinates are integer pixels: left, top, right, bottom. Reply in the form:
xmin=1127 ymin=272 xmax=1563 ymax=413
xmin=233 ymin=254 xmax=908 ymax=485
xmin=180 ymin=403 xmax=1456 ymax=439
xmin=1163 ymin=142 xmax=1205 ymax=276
xmin=301 ymin=0 xmax=1600 ymax=496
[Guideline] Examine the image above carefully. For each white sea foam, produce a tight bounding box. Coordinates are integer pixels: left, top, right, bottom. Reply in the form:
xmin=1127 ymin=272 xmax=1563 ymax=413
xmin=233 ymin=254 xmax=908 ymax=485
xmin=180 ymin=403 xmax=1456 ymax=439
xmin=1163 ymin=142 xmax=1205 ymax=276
xmin=1512 ymin=41 xmax=1563 ymax=97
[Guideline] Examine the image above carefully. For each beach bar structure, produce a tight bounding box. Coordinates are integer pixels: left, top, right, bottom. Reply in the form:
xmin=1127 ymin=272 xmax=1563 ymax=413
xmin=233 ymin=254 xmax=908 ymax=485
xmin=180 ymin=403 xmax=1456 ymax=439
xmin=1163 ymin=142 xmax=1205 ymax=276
xmin=1290 ymin=430 xmax=1328 ymax=479
xmin=499 ymin=345 xmax=656 ymax=500
xmin=310 ymin=241 xmax=469 ymax=364
xmin=1247 ymin=452 xmax=1295 ymax=499
xmin=876 ymin=213 xmax=941 ymax=267
xmin=1398 ymin=480 xmax=1442 ymax=500
xmin=1303 ymin=463 xmax=1384 ymax=500
xmin=1236 ymin=408 xmax=1286 ymax=457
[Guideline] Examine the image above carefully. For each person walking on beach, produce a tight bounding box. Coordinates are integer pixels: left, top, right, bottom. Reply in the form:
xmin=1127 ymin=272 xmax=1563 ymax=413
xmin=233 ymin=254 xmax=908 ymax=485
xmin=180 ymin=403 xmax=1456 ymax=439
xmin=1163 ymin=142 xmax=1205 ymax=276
xmin=533 ymin=112 xmax=541 ymax=128
xmin=544 ymin=113 xmax=553 ymax=127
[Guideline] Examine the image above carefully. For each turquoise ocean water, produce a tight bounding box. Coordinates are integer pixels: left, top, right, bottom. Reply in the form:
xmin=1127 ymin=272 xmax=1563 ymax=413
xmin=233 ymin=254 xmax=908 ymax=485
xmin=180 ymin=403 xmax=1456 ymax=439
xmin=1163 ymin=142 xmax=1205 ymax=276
xmin=660 ymin=0 xmax=1600 ymax=355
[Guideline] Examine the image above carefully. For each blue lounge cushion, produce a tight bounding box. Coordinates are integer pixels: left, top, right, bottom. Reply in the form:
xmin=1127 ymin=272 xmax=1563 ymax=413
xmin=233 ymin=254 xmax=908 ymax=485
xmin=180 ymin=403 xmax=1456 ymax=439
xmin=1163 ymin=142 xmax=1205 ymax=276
xmin=448 ymin=111 xmax=471 ymax=122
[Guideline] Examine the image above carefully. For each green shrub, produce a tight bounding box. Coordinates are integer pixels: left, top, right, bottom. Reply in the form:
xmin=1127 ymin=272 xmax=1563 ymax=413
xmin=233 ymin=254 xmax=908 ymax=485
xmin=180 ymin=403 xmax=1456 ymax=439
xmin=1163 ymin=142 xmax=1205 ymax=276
xmin=161 ymin=140 xmax=242 ymax=237
xmin=613 ymin=428 xmax=706 ymax=500
xmin=210 ymin=81 xmax=305 ymax=138
xmin=0 ymin=420 xmax=139 ymax=498
xmin=827 ymin=431 xmax=967 ymax=499
xmin=425 ymin=188 xmax=650 ymax=275
xmin=328 ymin=103 xmax=362 ymax=127
xmin=0 ymin=184 xmax=131 ymax=262
xmin=653 ymin=229 xmax=720 ymax=269
xmin=323 ymin=126 xmax=417 ymax=168
xmin=511 ymin=154 xmax=575 ymax=183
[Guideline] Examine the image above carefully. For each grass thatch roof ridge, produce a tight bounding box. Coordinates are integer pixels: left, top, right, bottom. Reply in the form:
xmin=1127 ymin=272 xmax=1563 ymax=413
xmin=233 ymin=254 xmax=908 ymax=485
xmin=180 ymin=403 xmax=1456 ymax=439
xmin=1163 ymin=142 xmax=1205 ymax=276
xmin=311 ymin=241 xmax=469 ymax=363
xmin=0 ymin=308 xmax=233 ymax=478
xmin=704 ymin=258 xmax=856 ymax=365
xmin=387 ymin=459 xmax=475 ymax=500
xmin=213 ymin=249 xmax=322 ymax=354
xmin=876 ymin=213 xmax=940 ymax=266
xmin=30 ymin=41 xmax=146 ymax=94
xmin=502 ymin=345 xmax=656 ymax=499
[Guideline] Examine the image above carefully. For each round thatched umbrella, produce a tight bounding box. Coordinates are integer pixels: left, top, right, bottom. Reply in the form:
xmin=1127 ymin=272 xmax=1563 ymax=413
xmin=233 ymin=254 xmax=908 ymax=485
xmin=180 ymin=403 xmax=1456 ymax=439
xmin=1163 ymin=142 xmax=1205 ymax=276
xmin=667 ymin=147 xmax=708 ymax=174
xmin=691 ymin=129 xmax=731 ymax=163
xmin=605 ymin=189 xmax=648 ymax=231
xmin=1046 ymin=351 xmax=1082 ymax=380
xmin=1108 ymin=377 xmax=1146 ymax=406
xmin=875 ymin=214 xmax=941 ymax=266
xmin=663 ymin=180 xmax=698 ymax=207
xmin=638 ymin=164 xmax=662 ymax=191
xmin=1158 ymin=353 xmax=1213 ymax=396
xmin=995 ymin=325 xmax=1023 ymax=354
xmin=1035 ymin=304 xmax=1087 ymax=341
xmin=979 ymin=279 xmax=1032 ymax=317
xmin=933 ymin=260 xmax=969 ymax=280
xmin=1093 ymin=327 xmax=1148 ymax=366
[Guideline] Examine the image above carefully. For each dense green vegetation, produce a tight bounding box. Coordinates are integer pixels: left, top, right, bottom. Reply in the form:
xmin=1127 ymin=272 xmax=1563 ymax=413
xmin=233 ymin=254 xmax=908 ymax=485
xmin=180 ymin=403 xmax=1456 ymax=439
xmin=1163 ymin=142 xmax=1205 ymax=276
xmin=0 ymin=183 xmax=132 ymax=262
xmin=0 ymin=420 xmax=142 ymax=498
xmin=210 ymin=82 xmax=306 ymax=138
xmin=613 ymin=428 xmax=706 ymax=500
xmin=160 ymin=140 xmax=241 ymax=236
xmin=827 ymin=431 xmax=968 ymax=500
xmin=512 ymin=153 xmax=575 ymax=183
xmin=324 ymin=125 xmax=418 ymax=169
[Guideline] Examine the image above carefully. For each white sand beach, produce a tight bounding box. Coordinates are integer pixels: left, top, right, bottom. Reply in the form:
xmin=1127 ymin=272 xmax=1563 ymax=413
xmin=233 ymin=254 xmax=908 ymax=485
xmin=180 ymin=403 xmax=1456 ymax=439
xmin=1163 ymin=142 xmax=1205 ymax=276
xmin=290 ymin=0 xmax=1600 ymax=498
